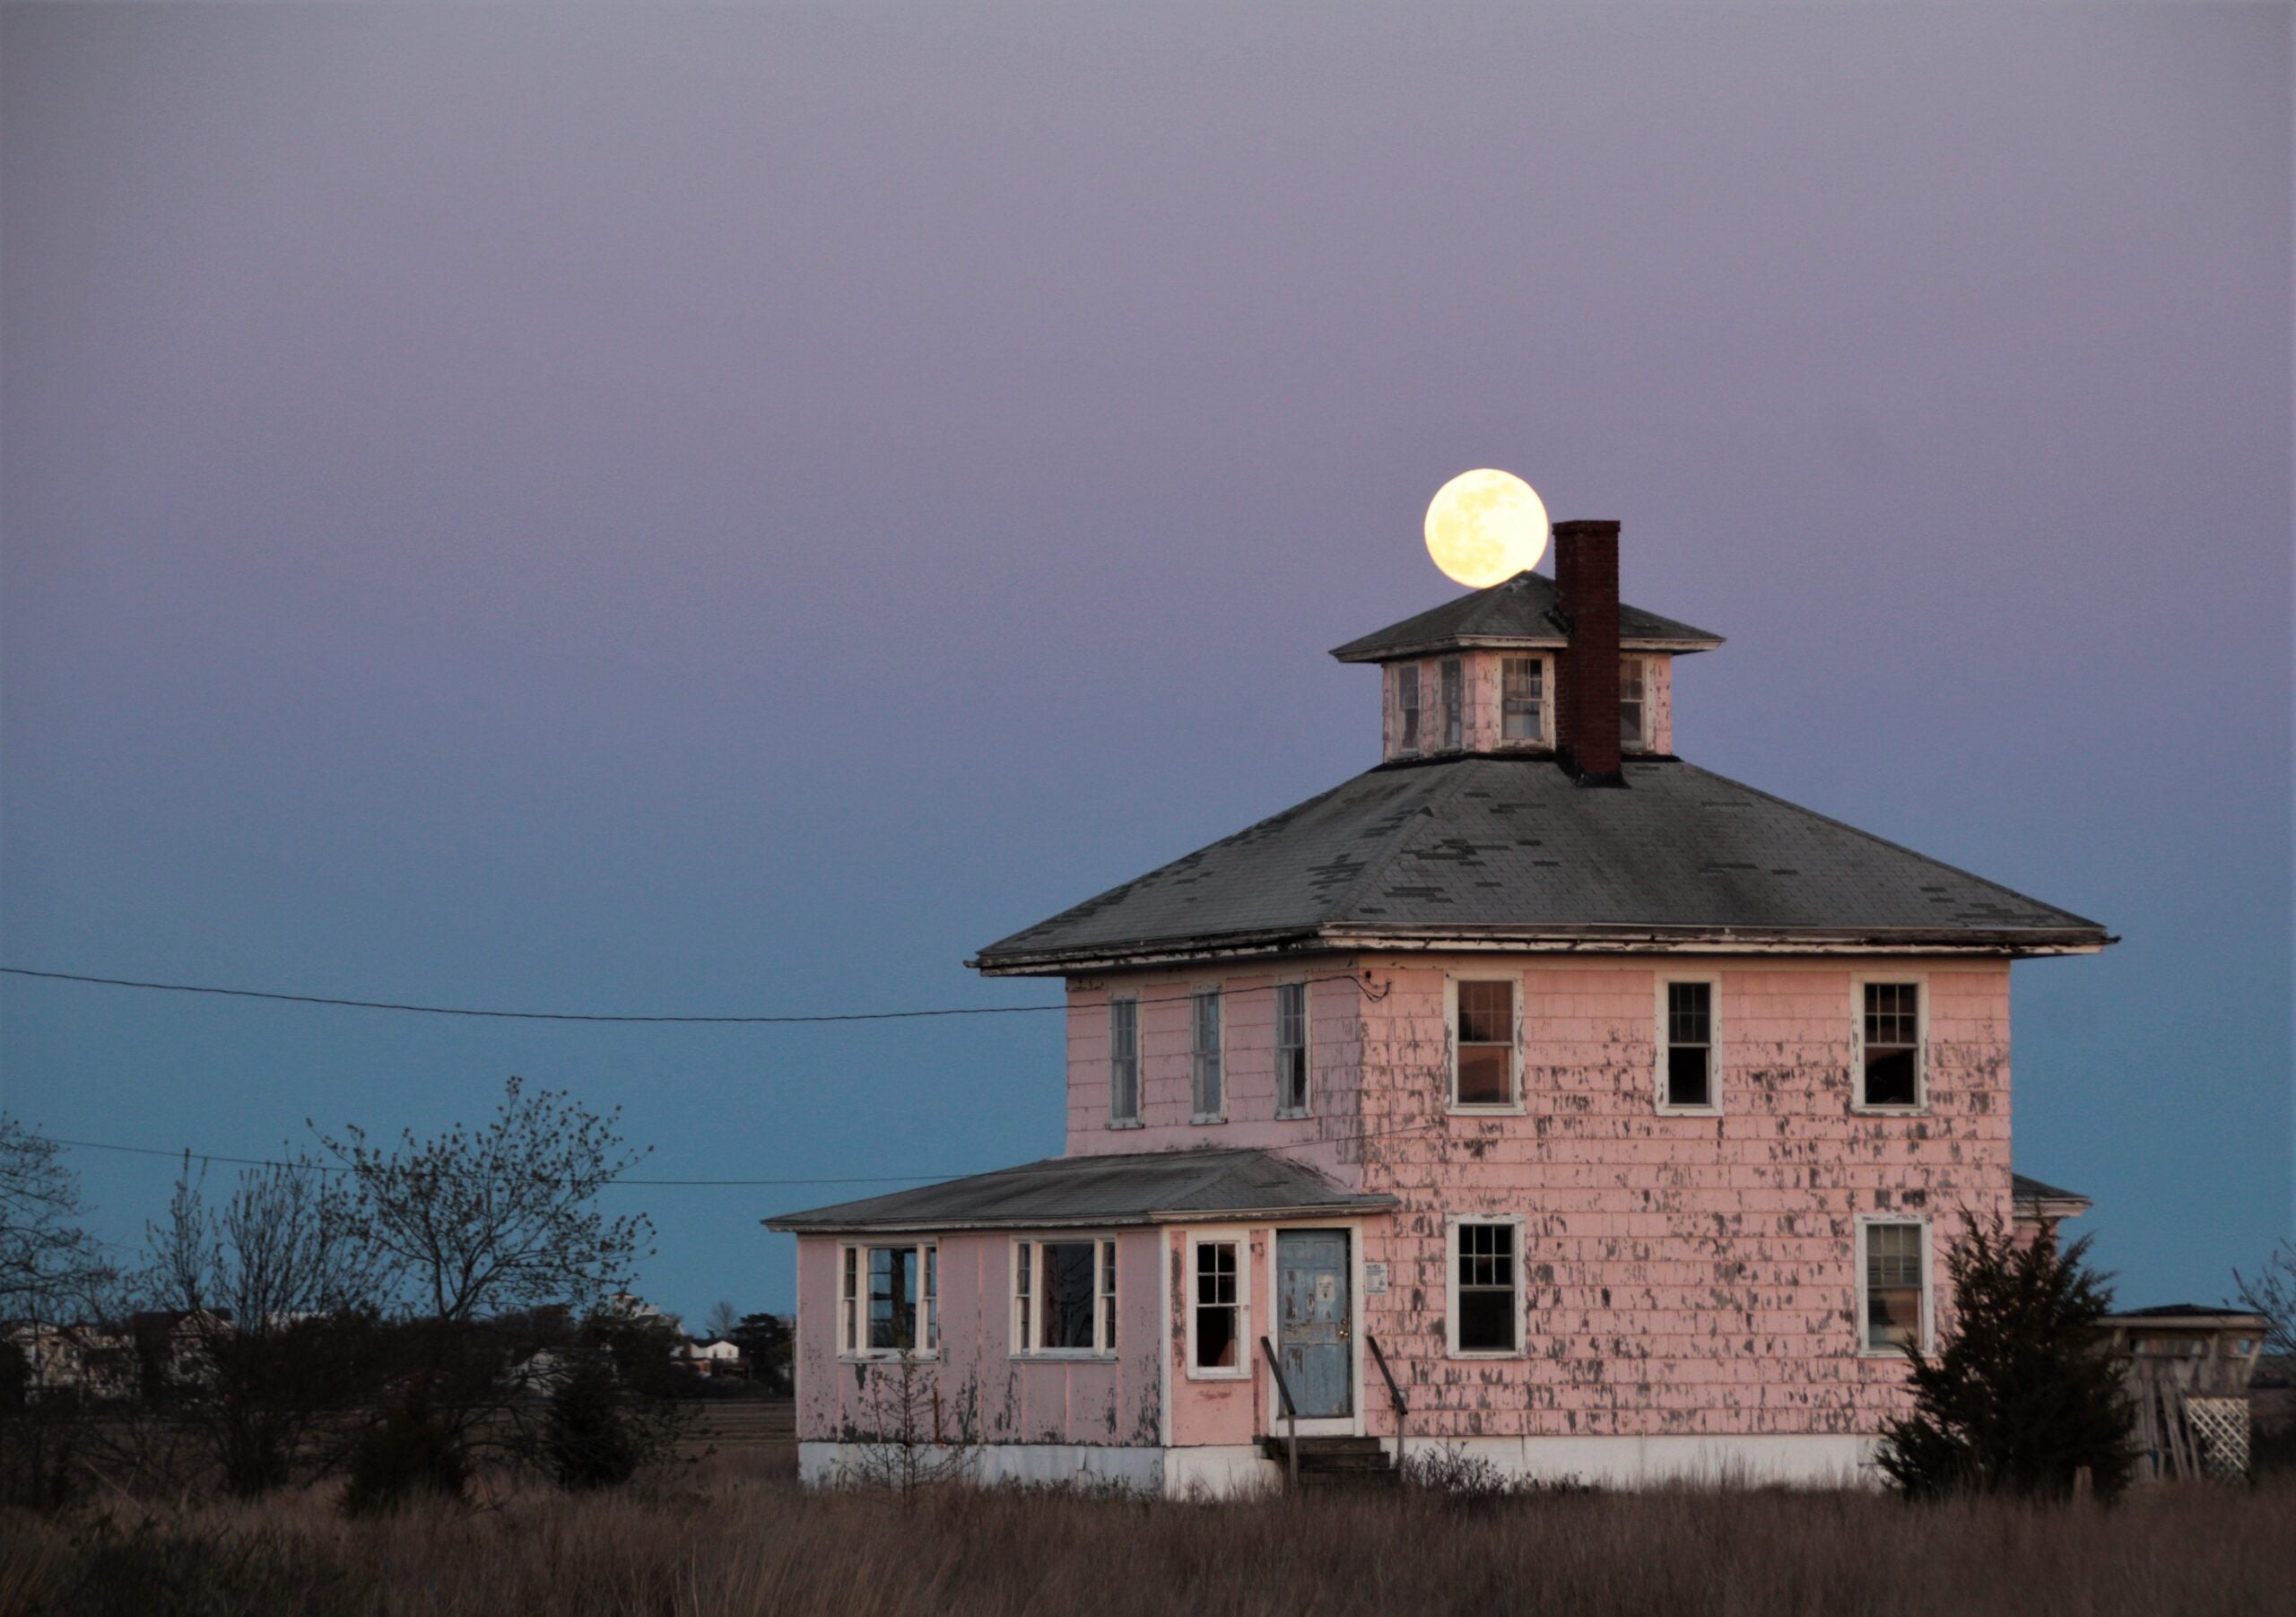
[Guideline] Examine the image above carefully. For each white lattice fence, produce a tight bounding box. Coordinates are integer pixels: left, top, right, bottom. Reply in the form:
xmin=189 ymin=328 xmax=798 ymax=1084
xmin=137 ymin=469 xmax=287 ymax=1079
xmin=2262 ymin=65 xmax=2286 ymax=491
xmin=2185 ymin=1397 xmax=2250 ymax=1480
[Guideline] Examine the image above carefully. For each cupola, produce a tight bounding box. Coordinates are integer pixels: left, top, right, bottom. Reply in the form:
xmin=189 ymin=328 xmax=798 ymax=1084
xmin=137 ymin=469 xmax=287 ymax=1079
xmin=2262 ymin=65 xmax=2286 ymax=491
xmin=1328 ymin=521 xmax=1723 ymax=778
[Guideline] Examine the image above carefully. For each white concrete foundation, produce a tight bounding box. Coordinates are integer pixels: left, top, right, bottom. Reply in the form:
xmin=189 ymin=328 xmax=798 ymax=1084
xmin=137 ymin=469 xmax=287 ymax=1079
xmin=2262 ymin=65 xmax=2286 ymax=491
xmin=798 ymin=1434 xmax=1879 ymax=1495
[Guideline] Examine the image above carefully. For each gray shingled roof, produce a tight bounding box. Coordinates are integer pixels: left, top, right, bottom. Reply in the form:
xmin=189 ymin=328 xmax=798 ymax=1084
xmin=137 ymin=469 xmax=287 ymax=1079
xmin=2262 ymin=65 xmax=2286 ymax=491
xmin=972 ymin=754 xmax=2109 ymax=972
xmin=765 ymin=1148 xmax=1394 ymax=1232
xmin=1329 ymin=569 xmax=1724 ymax=663
xmin=2012 ymin=1172 xmax=2090 ymax=1209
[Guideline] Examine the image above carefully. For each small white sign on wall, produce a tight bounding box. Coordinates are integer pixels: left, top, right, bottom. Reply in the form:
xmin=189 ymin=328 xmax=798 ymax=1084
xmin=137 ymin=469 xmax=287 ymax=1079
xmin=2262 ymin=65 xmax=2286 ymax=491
xmin=1363 ymin=1262 xmax=1388 ymax=1294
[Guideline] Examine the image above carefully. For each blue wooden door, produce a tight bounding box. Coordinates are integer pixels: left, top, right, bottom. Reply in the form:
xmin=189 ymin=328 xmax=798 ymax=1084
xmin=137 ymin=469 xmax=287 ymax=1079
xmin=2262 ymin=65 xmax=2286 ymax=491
xmin=1276 ymin=1230 xmax=1352 ymax=1419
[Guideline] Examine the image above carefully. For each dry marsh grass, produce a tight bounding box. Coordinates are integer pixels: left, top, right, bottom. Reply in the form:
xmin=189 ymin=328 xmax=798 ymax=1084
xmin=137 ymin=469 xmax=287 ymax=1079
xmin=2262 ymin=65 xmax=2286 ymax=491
xmin=3 ymin=1461 xmax=2291 ymax=1617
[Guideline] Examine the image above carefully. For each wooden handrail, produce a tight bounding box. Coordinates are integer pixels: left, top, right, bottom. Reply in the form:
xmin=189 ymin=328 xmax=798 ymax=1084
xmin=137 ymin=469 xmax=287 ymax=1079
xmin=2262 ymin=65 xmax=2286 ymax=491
xmin=1365 ymin=1331 xmax=1408 ymax=1459
xmin=1258 ymin=1335 xmax=1299 ymax=1490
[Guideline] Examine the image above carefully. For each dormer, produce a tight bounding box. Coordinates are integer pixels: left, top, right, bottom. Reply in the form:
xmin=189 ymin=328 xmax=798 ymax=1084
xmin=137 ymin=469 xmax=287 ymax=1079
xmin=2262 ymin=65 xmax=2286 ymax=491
xmin=1329 ymin=520 xmax=1723 ymax=772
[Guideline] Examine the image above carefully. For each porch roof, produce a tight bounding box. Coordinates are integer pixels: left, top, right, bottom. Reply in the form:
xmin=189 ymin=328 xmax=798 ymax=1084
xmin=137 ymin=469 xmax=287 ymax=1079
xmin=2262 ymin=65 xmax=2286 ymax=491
xmin=764 ymin=1147 xmax=1395 ymax=1234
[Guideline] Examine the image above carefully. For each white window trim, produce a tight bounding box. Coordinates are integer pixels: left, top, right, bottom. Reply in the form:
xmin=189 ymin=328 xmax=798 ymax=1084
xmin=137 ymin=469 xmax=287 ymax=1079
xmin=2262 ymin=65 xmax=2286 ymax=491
xmin=1499 ymin=654 xmax=1550 ymax=748
xmin=1008 ymin=1235 xmax=1119 ymax=1361
xmin=1439 ymin=656 xmax=1465 ymax=752
xmin=1273 ymin=979 xmax=1312 ymax=1120
xmin=1856 ymin=1214 xmax=1935 ymax=1358
xmin=1446 ymin=975 xmax=1525 ymax=1115
xmin=1108 ymin=993 xmax=1142 ymax=1129
xmin=1655 ymin=972 xmax=1723 ymax=1117
xmin=1850 ymin=972 xmax=1930 ymax=1115
xmin=1184 ymin=1234 xmax=1251 ymax=1381
xmin=837 ymin=1239 xmax=939 ymax=1362
xmin=1445 ymin=1213 xmax=1528 ymax=1360
xmin=1189 ymin=985 xmax=1227 ymax=1125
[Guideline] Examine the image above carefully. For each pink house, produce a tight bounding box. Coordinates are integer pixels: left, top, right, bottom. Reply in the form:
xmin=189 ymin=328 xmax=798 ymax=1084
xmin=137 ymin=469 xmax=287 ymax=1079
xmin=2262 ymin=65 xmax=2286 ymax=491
xmin=769 ymin=519 xmax=2109 ymax=1492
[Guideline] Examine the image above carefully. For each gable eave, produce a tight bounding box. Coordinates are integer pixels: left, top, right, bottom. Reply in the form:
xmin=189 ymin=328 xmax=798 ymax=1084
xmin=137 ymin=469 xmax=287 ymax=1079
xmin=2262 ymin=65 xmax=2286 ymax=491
xmin=973 ymin=920 xmax=2113 ymax=975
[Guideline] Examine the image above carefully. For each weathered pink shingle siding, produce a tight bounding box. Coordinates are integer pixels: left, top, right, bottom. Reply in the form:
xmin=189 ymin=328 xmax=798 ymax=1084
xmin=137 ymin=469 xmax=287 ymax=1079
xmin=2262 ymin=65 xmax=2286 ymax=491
xmin=1348 ymin=955 xmax=2009 ymax=1439
xmin=1064 ymin=970 xmax=1365 ymax=1178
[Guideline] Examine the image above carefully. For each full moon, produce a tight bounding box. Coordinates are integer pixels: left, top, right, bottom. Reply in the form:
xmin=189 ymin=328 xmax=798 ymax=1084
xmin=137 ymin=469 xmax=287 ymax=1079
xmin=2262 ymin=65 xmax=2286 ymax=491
xmin=1424 ymin=469 xmax=1549 ymax=587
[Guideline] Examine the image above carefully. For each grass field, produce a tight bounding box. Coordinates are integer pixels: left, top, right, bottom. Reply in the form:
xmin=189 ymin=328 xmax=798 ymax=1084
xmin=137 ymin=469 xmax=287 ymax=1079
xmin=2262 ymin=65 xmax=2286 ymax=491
xmin=4 ymin=1443 xmax=2292 ymax=1617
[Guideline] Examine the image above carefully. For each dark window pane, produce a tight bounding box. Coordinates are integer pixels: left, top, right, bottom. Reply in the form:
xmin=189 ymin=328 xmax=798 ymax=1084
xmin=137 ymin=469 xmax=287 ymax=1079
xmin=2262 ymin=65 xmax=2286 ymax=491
xmin=1666 ymin=1044 xmax=1710 ymax=1108
xmin=1868 ymin=1285 xmax=1919 ymax=1352
xmin=1457 ymin=1046 xmax=1510 ymax=1106
xmin=868 ymin=1247 xmax=915 ymax=1351
xmin=1667 ymin=981 xmax=1710 ymax=1044
xmin=1457 ymin=1289 xmax=1516 ymax=1352
xmin=1457 ymin=981 xmax=1513 ymax=1044
xmin=1864 ymin=1047 xmax=1918 ymax=1108
xmin=1196 ymin=1305 xmax=1237 ymax=1369
xmin=1039 ymin=1242 xmax=1098 ymax=1350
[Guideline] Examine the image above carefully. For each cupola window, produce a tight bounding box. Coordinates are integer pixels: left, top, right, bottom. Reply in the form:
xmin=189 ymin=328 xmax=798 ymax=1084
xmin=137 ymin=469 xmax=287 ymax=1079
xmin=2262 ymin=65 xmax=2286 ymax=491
xmin=1501 ymin=656 xmax=1544 ymax=743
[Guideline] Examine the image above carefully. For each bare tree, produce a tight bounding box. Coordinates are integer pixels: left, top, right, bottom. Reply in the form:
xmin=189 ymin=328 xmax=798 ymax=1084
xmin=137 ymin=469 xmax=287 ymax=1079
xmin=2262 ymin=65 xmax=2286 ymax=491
xmin=0 ymin=1117 xmax=111 ymax=1322
xmin=315 ymin=1078 xmax=657 ymax=1500
xmin=2233 ymin=1240 xmax=2295 ymax=1361
xmin=317 ymin=1077 xmax=651 ymax=1326
xmin=704 ymin=1300 xmax=740 ymax=1342
xmin=146 ymin=1155 xmax=385 ymax=1494
xmin=0 ymin=1117 xmax=117 ymax=1507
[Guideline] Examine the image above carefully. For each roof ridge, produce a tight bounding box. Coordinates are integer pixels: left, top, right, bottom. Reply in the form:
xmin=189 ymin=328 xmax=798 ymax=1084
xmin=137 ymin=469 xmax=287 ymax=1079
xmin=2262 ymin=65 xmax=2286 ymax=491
xmin=1666 ymin=760 xmax=2109 ymax=932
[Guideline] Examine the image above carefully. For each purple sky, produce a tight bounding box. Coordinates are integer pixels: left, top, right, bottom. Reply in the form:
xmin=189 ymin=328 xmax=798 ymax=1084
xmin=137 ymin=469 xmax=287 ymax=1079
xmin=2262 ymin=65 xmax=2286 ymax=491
xmin=4 ymin=4 xmax=2288 ymax=1326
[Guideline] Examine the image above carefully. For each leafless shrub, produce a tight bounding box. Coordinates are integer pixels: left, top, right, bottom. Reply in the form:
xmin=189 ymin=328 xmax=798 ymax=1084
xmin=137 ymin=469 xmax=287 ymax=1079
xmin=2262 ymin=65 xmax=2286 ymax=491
xmin=836 ymin=1353 xmax=977 ymax=1496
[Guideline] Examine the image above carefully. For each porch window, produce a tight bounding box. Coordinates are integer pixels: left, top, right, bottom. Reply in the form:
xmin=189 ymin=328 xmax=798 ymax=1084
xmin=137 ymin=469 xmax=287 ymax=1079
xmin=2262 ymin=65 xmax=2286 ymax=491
xmin=1862 ymin=1221 xmax=1927 ymax=1354
xmin=1859 ymin=982 xmax=1923 ymax=1108
xmin=1274 ymin=983 xmax=1309 ymax=1117
xmin=1396 ymin=665 xmax=1422 ymax=753
xmin=1661 ymin=979 xmax=1716 ymax=1111
xmin=1440 ymin=657 xmax=1464 ymax=750
xmin=1449 ymin=1219 xmax=1522 ymax=1356
xmin=1450 ymin=978 xmax=1518 ymax=1108
xmin=1501 ymin=656 xmax=1544 ymax=743
xmin=1190 ymin=1239 xmax=1245 ymax=1375
xmin=1190 ymin=989 xmax=1224 ymax=1123
xmin=1621 ymin=658 xmax=1646 ymax=748
xmin=839 ymin=1241 xmax=937 ymax=1357
xmin=1109 ymin=995 xmax=1140 ymax=1126
xmin=1013 ymin=1238 xmax=1118 ymax=1356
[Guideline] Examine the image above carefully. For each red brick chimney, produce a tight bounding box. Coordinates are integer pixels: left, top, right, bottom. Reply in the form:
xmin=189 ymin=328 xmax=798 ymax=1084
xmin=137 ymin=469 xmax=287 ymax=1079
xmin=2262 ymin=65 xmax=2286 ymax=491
xmin=1553 ymin=519 xmax=1624 ymax=786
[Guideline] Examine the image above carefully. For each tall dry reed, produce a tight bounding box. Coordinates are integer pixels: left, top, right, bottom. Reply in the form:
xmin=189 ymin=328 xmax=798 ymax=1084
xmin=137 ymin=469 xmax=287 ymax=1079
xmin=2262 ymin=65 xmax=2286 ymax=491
xmin=4 ymin=1463 xmax=2290 ymax=1617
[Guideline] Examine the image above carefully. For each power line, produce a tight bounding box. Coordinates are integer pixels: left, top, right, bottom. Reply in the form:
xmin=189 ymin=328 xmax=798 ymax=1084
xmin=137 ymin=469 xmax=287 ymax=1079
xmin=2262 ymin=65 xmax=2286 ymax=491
xmin=28 ymin=1108 xmax=1460 ymax=1191
xmin=0 ymin=966 xmax=1060 ymax=1024
xmin=28 ymin=1134 xmax=959 ymax=1187
xmin=0 ymin=966 xmax=1374 ymax=1025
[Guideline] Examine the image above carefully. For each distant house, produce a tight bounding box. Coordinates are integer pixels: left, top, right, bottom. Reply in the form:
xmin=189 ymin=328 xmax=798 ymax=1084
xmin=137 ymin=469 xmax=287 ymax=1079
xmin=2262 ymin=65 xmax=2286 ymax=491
xmin=672 ymin=1339 xmax=744 ymax=1378
xmin=770 ymin=520 xmax=2113 ymax=1493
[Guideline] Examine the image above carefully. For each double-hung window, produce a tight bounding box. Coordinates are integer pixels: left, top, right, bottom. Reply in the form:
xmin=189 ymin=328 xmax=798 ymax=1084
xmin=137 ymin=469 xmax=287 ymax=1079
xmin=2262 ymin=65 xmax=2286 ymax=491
xmin=1620 ymin=657 xmax=1647 ymax=749
xmin=1860 ymin=1221 xmax=1928 ymax=1354
xmin=1109 ymin=996 xmax=1140 ymax=1126
xmin=1660 ymin=979 xmax=1717 ymax=1111
xmin=839 ymin=1241 xmax=938 ymax=1358
xmin=1274 ymin=983 xmax=1309 ymax=1117
xmin=1440 ymin=657 xmax=1464 ymax=750
xmin=1396 ymin=665 xmax=1422 ymax=753
xmin=1012 ymin=1238 xmax=1118 ymax=1356
xmin=1500 ymin=656 xmax=1544 ymax=743
xmin=1858 ymin=982 xmax=1923 ymax=1108
xmin=1450 ymin=978 xmax=1518 ymax=1108
xmin=1448 ymin=1218 xmax=1523 ymax=1356
xmin=1190 ymin=988 xmax=1224 ymax=1122
xmin=1188 ymin=1239 xmax=1246 ymax=1376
